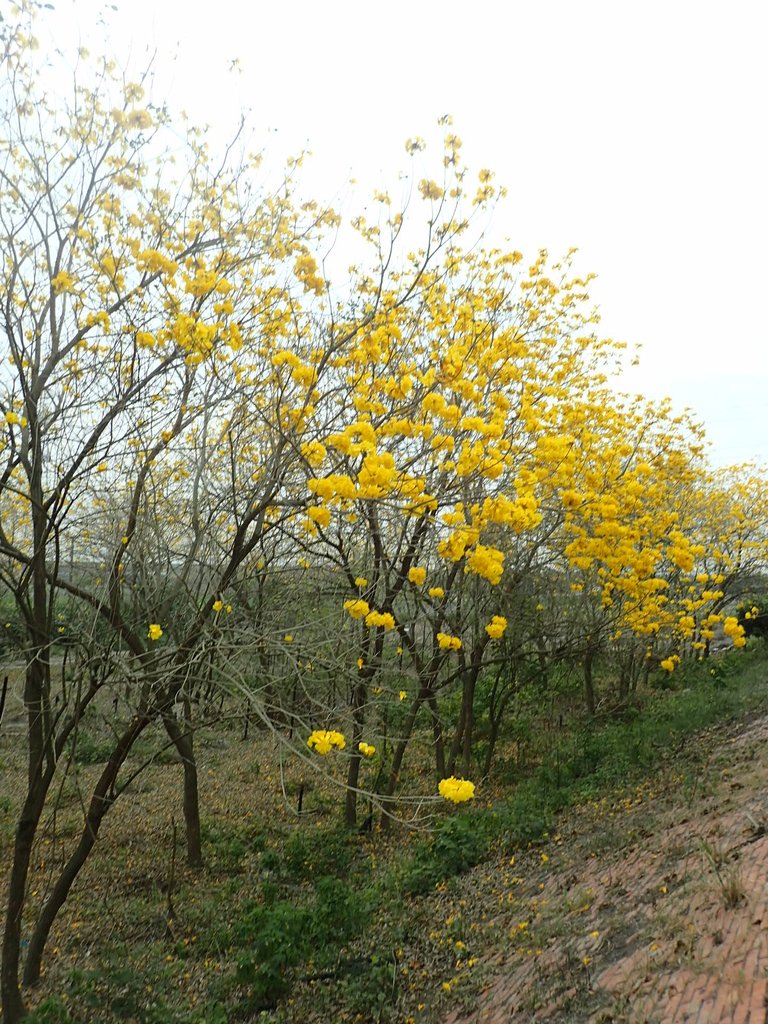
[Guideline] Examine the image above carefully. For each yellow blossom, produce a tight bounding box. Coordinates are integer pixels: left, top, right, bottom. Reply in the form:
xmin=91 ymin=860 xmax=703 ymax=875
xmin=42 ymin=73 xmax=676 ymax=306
xmin=301 ymin=440 xmax=327 ymax=467
xmin=365 ymin=609 xmax=396 ymax=630
xmin=147 ymin=623 xmax=163 ymax=641
xmin=465 ymin=543 xmax=504 ymax=585
xmin=437 ymin=632 xmax=462 ymax=652
xmin=358 ymin=742 xmax=376 ymax=758
xmin=307 ymin=505 xmax=331 ymax=529
xmin=51 ymin=270 xmax=76 ymax=294
xmin=408 ymin=566 xmax=427 ymax=586
xmin=344 ymin=599 xmax=370 ymax=620
xmin=485 ymin=615 xmax=507 ymax=640
xmin=723 ymin=616 xmax=746 ymax=647
xmin=438 ymin=776 xmax=475 ymax=803
xmin=307 ymin=730 xmax=345 ymax=755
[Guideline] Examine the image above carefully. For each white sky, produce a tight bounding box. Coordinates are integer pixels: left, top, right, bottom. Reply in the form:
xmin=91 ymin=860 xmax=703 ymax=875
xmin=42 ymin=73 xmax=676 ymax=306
xmin=45 ymin=0 xmax=768 ymax=467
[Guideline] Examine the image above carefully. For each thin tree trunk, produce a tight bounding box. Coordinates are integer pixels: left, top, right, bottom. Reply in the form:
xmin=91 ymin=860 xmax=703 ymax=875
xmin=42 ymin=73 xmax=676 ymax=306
xmin=584 ymin=648 xmax=596 ymax=716
xmin=0 ymin=675 xmax=8 ymax=730
xmin=1 ymin=664 xmax=102 ymax=1022
xmin=447 ymin=701 xmax=466 ymax=777
xmin=428 ymin=694 xmax=446 ymax=780
xmin=345 ymin=678 xmax=367 ymax=827
xmin=483 ymin=717 xmax=501 ymax=779
xmin=381 ymin=694 xmax=425 ymax=829
xmin=22 ymin=715 xmax=152 ymax=987
xmin=446 ymin=677 xmax=475 ymax=777
xmin=1 ymin=779 xmax=48 ymax=1023
xmin=162 ymin=707 xmax=203 ymax=868
xmin=461 ymin=691 xmax=475 ymax=778
xmin=482 ymin=663 xmax=514 ymax=779
xmin=2 ymin=644 xmax=51 ymax=1022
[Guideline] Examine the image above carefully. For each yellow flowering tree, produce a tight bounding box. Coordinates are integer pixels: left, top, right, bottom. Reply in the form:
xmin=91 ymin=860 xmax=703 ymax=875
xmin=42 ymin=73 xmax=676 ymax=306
xmin=0 ymin=9 xmax=344 ymax=1016
xmin=283 ymin=214 xmax=647 ymax=819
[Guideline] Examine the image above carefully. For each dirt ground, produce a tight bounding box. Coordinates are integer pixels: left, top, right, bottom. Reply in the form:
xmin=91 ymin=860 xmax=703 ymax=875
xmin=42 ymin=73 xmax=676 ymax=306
xmin=443 ymin=713 xmax=768 ymax=1023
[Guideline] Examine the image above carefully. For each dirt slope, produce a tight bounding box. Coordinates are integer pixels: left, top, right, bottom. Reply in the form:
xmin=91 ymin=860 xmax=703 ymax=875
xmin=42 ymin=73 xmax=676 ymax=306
xmin=444 ymin=714 xmax=768 ymax=1024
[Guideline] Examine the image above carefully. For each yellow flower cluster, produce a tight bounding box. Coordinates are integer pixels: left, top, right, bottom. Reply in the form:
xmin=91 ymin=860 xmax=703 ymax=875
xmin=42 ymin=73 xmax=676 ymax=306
xmin=343 ymin=599 xmax=370 ymax=620
xmin=365 ymin=610 xmax=396 ymax=630
xmin=357 ymin=452 xmax=397 ymax=499
xmin=358 ymin=742 xmax=376 ymax=758
xmin=438 ymin=528 xmax=477 ymax=562
xmin=723 ymin=616 xmax=746 ymax=648
xmin=307 ymin=505 xmax=331 ymax=529
xmin=437 ymin=632 xmax=462 ymax=652
xmin=184 ymin=268 xmax=232 ymax=298
xmin=408 ymin=566 xmax=427 ymax=586
xmin=51 ymin=270 xmax=77 ymax=294
xmin=300 ymin=441 xmax=327 ymax=467
xmin=136 ymin=248 xmax=178 ymax=277
xmin=438 ymin=776 xmax=475 ymax=803
xmin=307 ymin=730 xmax=346 ymax=755
xmin=465 ymin=543 xmax=504 ymax=585
xmin=147 ymin=623 xmax=163 ymax=641
xmin=168 ymin=313 xmax=217 ymax=365
xmin=294 ymin=251 xmax=324 ymax=295
xmin=308 ymin=474 xmax=357 ymax=502
xmin=485 ymin=615 xmax=507 ymax=640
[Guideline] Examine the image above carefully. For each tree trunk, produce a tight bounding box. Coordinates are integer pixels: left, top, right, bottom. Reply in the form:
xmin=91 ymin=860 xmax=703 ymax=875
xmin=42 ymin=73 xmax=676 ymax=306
xmin=345 ymin=678 xmax=367 ymax=827
xmin=583 ymin=648 xmax=596 ymax=716
xmin=22 ymin=715 xmax=151 ymax=987
xmin=447 ymin=702 xmax=466 ymax=777
xmin=483 ymin=717 xmax=501 ymax=779
xmin=162 ymin=708 xmax=203 ymax=868
xmin=446 ymin=676 xmax=475 ymax=778
xmin=428 ymin=694 xmax=446 ymax=780
xmin=461 ymin=677 xmax=477 ymax=777
xmin=381 ymin=694 xmax=425 ymax=829
xmin=482 ymin=663 xmax=515 ymax=779
xmin=1 ymin=641 xmax=52 ymax=1022
xmin=1 ymin=779 xmax=48 ymax=1023
xmin=618 ymin=650 xmax=634 ymax=703
xmin=0 ymin=675 xmax=8 ymax=730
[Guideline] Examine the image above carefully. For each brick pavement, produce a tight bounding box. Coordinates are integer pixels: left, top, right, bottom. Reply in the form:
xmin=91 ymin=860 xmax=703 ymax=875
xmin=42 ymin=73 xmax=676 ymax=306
xmin=444 ymin=716 xmax=768 ymax=1023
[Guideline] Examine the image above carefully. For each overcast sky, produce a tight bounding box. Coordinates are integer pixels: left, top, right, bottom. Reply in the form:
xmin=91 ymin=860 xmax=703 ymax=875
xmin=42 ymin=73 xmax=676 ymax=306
xmin=47 ymin=0 xmax=767 ymax=468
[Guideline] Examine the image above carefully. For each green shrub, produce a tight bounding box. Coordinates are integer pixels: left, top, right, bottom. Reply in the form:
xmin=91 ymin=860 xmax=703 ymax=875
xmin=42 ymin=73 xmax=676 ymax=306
xmin=232 ymin=875 xmax=369 ymax=1010
xmin=282 ymin=823 xmax=358 ymax=882
xmin=201 ymin=821 xmax=248 ymax=873
xmin=70 ymin=732 xmax=115 ymax=765
xmin=25 ymin=997 xmax=74 ymax=1024
xmin=335 ymin=953 xmax=399 ymax=1019
xmin=400 ymin=812 xmax=492 ymax=895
